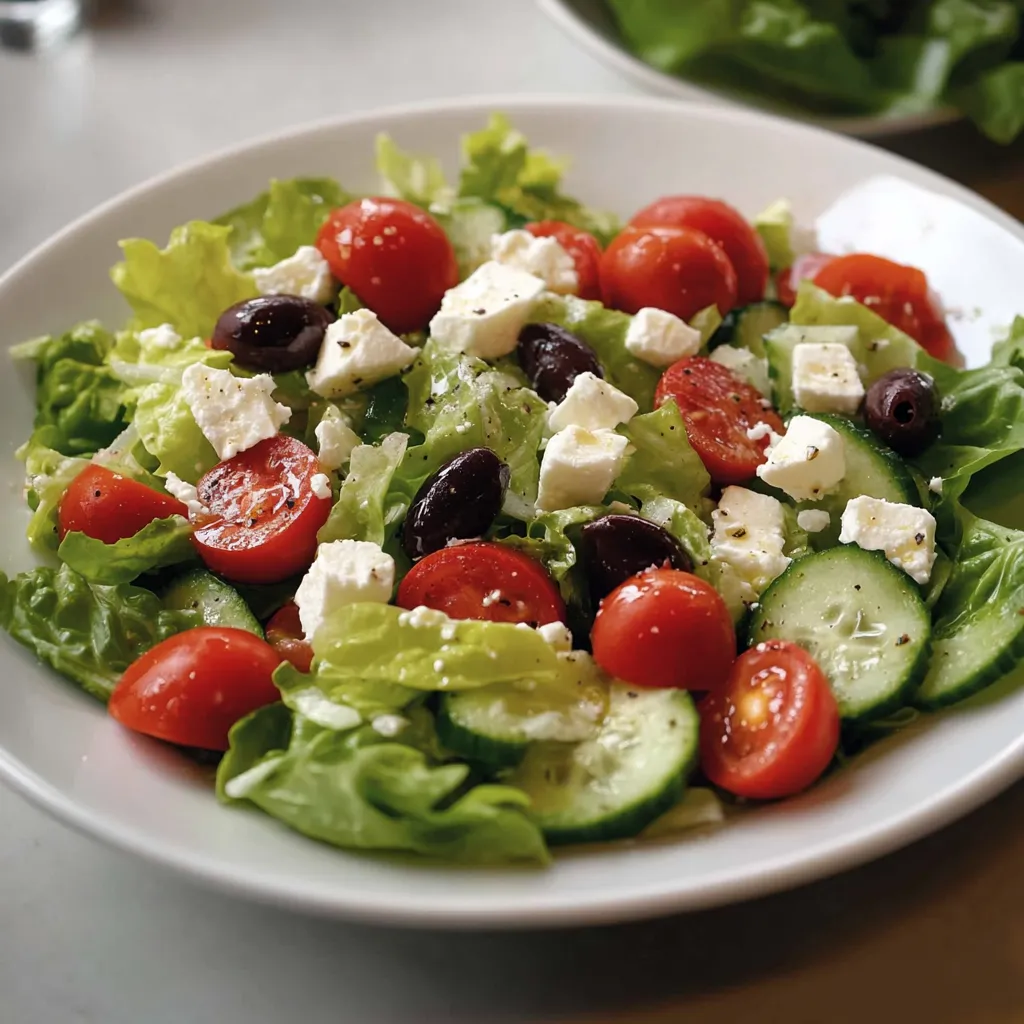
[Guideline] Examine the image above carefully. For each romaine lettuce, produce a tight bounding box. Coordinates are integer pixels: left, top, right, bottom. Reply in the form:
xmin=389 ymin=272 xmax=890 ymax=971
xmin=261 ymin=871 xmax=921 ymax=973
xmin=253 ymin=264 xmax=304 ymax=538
xmin=132 ymin=382 xmax=219 ymax=483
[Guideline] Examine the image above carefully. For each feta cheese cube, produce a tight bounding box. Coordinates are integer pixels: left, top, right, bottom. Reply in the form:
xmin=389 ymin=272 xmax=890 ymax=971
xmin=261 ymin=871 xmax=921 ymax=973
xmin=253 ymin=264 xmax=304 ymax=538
xmin=710 ymin=344 xmax=771 ymax=396
xmin=310 ymin=473 xmax=332 ymax=500
xmin=138 ymin=323 xmax=182 ymax=350
xmin=839 ymin=496 xmax=937 ymax=584
xmin=294 ymin=539 xmax=396 ymax=640
xmin=796 ymin=509 xmax=830 ymax=533
xmin=536 ymin=621 xmax=574 ymax=652
xmin=429 ymin=261 xmax=545 ymax=360
xmin=792 ymin=342 xmax=865 ymax=415
xmin=536 ymin=426 xmax=629 ymax=511
xmin=711 ymin=486 xmax=791 ymax=602
xmin=624 ymin=307 xmax=702 ymax=367
xmin=929 ymin=476 xmax=943 ymax=495
xmin=756 ymin=414 xmax=845 ymax=502
xmin=548 ymin=372 xmax=638 ymax=433
xmin=180 ymin=364 xmax=290 ymax=461
xmin=490 ymin=230 xmax=578 ymax=295
xmin=252 ymin=245 xmax=336 ymax=305
xmin=314 ymin=405 xmax=360 ymax=471
xmin=307 ymin=309 xmax=417 ymax=399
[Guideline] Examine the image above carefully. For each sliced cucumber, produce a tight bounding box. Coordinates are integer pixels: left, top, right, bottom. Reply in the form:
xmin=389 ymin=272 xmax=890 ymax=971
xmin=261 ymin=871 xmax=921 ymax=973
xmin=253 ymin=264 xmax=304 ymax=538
xmin=507 ymin=686 xmax=699 ymax=844
xmin=748 ymin=546 xmax=931 ymax=721
xmin=162 ymin=569 xmax=263 ymax=637
xmin=793 ymin=413 xmax=918 ymax=550
xmin=710 ymin=301 xmax=789 ymax=357
xmin=763 ymin=323 xmax=860 ymax=412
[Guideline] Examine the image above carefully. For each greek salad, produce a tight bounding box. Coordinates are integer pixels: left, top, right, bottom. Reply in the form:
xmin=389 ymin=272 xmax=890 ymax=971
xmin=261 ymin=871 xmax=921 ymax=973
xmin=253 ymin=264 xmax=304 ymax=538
xmin=4 ymin=114 xmax=1023 ymax=865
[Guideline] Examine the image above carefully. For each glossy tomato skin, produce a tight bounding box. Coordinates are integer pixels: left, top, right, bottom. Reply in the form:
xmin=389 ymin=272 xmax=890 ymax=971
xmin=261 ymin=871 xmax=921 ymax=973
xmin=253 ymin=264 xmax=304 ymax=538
xmin=396 ymin=542 xmax=566 ymax=627
xmin=591 ymin=569 xmax=735 ymax=691
xmin=57 ymin=464 xmax=187 ymax=544
xmin=525 ymin=220 xmax=603 ymax=300
xmin=265 ymin=601 xmax=313 ymax=674
xmin=812 ymin=253 xmax=961 ymax=364
xmin=109 ymin=627 xmax=283 ymax=751
xmin=699 ymin=639 xmax=839 ymax=800
xmin=193 ymin=435 xmax=331 ymax=585
xmin=655 ymin=356 xmax=784 ymax=486
xmin=630 ymin=196 xmax=769 ymax=305
xmin=774 ymin=252 xmax=835 ymax=307
xmin=600 ymin=225 xmax=738 ymax=321
xmin=316 ymin=197 xmax=458 ymax=334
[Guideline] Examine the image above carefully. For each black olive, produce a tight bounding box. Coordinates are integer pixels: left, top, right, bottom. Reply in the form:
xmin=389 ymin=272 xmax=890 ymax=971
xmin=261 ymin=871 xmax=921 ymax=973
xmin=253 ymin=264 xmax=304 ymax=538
xmin=580 ymin=515 xmax=691 ymax=602
xmin=403 ymin=448 xmax=510 ymax=559
xmin=864 ymin=368 xmax=941 ymax=457
xmin=517 ymin=322 xmax=603 ymax=402
xmin=211 ymin=295 xmax=333 ymax=373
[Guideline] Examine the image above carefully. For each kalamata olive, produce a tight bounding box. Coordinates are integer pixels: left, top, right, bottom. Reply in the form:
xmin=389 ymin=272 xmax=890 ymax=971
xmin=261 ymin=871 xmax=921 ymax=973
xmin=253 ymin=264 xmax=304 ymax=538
xmin=580 ymin=514 xmax=692 ymax=603
xmin=211 ymin=295 xmax=333 ymax=373
xmin=864 ymin=368 xmax=941 ymax=457
xmin=517 ymin=322 xmax=603 ymax=402
xmin=403 ymin=448 xmax=510 ymax=559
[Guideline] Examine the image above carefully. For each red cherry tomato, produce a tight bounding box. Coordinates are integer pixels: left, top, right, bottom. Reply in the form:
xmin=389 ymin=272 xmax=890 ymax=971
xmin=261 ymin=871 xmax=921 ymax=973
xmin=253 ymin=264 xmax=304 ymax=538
xmin=192 ymin=435 xmax=331 ymax=586
xmin=108 ymin=627 xmax=282 ymax=751
xmin=655 ymin=356 xmax=784 ymax=486
xmin=591 ymin=569 xmax=735 ymax=691
xmin=812 ymin=253 xmax=961 ymax=364
xmin=315 ymin=197 xmax=458 ymax=334
xmin=630 ymin=196 xmax=768 ymax=305
xmin=600 ymin=225 xmax=738 ymax=321
xmin=774 ymin=252 xmax=835 ymax=307
xmin=525 ymin=220 xmax=603 ymax=300
xmin=396 ymin=542 xmax=566 ymax=627
xmin=265 ymin=601 xmax=313 ymax=674
xmin=699 ymin=639 xmax=839 ymax=800
xmin=57 ymin=464 xmax=187 ymax=545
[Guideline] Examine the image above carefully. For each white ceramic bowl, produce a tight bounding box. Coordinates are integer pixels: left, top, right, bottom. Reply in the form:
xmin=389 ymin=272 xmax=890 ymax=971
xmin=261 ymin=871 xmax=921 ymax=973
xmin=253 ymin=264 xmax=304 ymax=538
xmin=1 ymin=96 xmax=1023 ymax=929
xmin=539 ymin=0 xmax=961 ymax=138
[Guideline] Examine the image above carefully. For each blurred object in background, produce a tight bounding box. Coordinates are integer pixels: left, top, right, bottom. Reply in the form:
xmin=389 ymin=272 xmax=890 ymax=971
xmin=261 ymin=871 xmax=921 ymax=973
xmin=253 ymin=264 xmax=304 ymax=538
xmin=0 ymin=0 xmax=82 ymax=50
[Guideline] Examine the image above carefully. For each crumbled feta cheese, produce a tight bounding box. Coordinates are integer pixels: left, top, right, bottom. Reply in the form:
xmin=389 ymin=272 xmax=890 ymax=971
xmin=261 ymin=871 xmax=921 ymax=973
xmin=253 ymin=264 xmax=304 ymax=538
xmin=371 ymin=714 xmax=408 ymax=738
xmin=746 ymin=420 xmax=783 ymax=445
xmin=792 ymin=342 xmax=865 ymax=415
xmin=307 ymin=309 xmax=417 ymax=399
xmin=164 ymin=471 xmax=209 ymax=518
xmin=537 ymin=621 xmax=573 ymax=652
xmin=711 ymin=486 xmax=791 ymax=602
xmin=624 ymin=307 xmax=702 ymax=367
xmin=490 ymin=230 xmax=578 ymax=295
xmin=710 ymin=345 xmax=771 ymax=396
xmin=294 ymin=539 xmax=395 ymax=640
xmin=756 ymin=415 xmax=846 ymax=502
xmin=314 ymin=406 xmax=360 ymax=471
xmin=796 ymin=509 xmax=831 ymax=533
xmin=251 ymin=245 xmax=336 ymax=304
xmin=548 ymin=372 xmax=638 ymax=433
xmin=429 ymin=261 xmax=545 ymax=360
xmin=310 ymin=472 xmax=332 ymax=500
xmin=138 ymin=323 xmax=182 ymax=350
xmin=839 ymin=496 xmax=937 ymax=584
xmin=536 ymin=426 xmax=629 ymax=511
xmin=397 ymin=605 xmax=449 ymax=629
xmin=929 ymin=476 xmax=944 ymax=495
xmin=180 ymin=364 xmax=290 ymax=461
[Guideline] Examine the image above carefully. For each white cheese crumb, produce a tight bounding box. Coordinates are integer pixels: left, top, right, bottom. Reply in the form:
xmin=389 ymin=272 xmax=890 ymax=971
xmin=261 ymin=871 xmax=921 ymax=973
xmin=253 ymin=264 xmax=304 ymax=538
xmin=310 ymin=472 xmax=332 ymax=500
xmin=163 ymin=471 xmax=209 ymax=518
xmin=315 ymin=406 xmax=360 ymax=471
xmin=796 ymin=509 xmax=831 ymax=533
xmin=490 ymin=230 xmax=578 ymax=295
xmin=138 ymin=323 xmax=182 ymax=350
xmin=839 ymin=496 xmax=937 ymax=584
xmin=929 ymin=476 xmax=944 ymax=495
xmin=371 ymin=714 xmax=408 ymax=738
xmin=536 ymin=621 xmax=573 ymax=652
xmin=548 ymin=372 xmax=638 ymax=433
xmin=252 ymin=245 xmax=336 ymax=304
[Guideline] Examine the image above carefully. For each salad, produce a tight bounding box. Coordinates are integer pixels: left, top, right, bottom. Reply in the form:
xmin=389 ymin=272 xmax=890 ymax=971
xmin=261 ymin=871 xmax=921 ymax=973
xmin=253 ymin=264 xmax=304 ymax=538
xmin=604 ymin=0 xmax=1024 ymax=143
xmin=3 ymin=114 xmax=1023 ymax=866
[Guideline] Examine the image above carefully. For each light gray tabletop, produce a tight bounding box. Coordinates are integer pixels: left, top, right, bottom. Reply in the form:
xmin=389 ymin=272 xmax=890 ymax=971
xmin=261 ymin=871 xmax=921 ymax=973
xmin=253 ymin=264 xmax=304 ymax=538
xmin=2 ymin=3 xmax=1023 ymax=1022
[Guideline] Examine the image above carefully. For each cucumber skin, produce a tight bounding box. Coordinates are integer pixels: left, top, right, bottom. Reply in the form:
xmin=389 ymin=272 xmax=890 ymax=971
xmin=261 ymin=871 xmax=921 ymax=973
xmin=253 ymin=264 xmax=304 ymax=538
xmin=710 ymin=301 xmax=788 ymax=357
xmin=809 ymin=414 xmax=917 ymax=502
xmin=161 ymin=569 xmax=263 ymax=638
xmin=435 ymin=695 xmax=526 ymax=769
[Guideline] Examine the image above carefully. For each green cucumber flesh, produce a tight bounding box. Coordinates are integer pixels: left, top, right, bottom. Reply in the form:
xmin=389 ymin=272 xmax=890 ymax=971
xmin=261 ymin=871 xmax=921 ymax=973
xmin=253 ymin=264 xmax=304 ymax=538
xmin=162 ymin=569 xmax=263 ymax=637
xmin=711 ymin=301 xmax=789 ymax=358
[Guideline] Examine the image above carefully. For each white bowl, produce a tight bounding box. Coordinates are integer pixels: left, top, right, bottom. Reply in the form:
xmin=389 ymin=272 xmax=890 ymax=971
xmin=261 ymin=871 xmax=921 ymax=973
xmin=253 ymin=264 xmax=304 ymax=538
xmin=539 ymin=0 xmax=961 ymax=138
xmin=1 ymin=96 xmax=1023 ymax=929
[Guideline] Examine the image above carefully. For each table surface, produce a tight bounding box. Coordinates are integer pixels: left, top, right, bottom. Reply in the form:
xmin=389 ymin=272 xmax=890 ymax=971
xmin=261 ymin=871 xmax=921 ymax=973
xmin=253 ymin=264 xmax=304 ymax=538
xmin=2 ymin=3 xmax=1023 ymax=1022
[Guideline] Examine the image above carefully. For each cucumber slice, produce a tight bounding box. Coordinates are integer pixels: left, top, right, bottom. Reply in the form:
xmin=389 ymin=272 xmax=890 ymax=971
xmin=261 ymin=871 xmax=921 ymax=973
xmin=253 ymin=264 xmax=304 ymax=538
xmin=507 ymin=686 xmax=699 ymax=844
xmin=764 ymin=323 xmax=860 ymax=412
xmin=748 ymin=546 xmax=932 ymax=722
xmin=162 ymin=569 xmax=263 ymax=637
xmin=710 ymin=301 xmax=789 ymax=357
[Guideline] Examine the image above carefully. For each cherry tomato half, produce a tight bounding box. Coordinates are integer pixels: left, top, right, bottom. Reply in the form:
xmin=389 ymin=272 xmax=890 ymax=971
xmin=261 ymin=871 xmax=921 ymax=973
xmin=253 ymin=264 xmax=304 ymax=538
xmin=774 ymin=252 xmax=835 ymax=307
xmin=525 ymin=220 xmax=603 ymax=300
xmin=192 ymin=435 xmax=331 ymax=585
xmin=655 ymin=356 xmax=784 ymax=486
xmin=265 ymin=601 xmax=313 ymax=674
xmin=109 ymin=627 xmax=282 ymax=751
xmin=591 ymin=569 xmax=735 ymax=691
xmin=600 ymin=225 xmax=738 ymax=321
xmin=396 ymin=542 xmax=566 ymax=627
xmin=316 ymin=197 xmax=458 ymax=334
xmin=699 ymin=639 xmax=839 ymax=800
xmin=630 ymin=196 xmax=769 ymax=305
xmin=57 ymin=464 xmax=187 ymax=545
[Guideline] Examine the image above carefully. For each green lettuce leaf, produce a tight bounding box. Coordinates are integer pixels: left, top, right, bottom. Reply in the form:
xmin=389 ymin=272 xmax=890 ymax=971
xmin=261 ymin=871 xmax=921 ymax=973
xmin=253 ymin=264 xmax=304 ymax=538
xmin=375 ymin=134 xmax=451 ymax=207
xmin=132 ymin=382 xmax=218 ymax=483
xmin=0 ymin=564 xmax=198 ymax=701
xmin=111 ymin=221 xmax=258 ymax=339
xmin=20 ymin=445 xmax=90 ymax=553
xmin=957 ymin=62 xmax=1024 ymax=143
xmin=57 ymin=516 xmax=196 ymax=585
xmin=108 ymin=326 xmax=233 ymax=387
xmin=754 ymin=198 xmax=796 ymax=269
